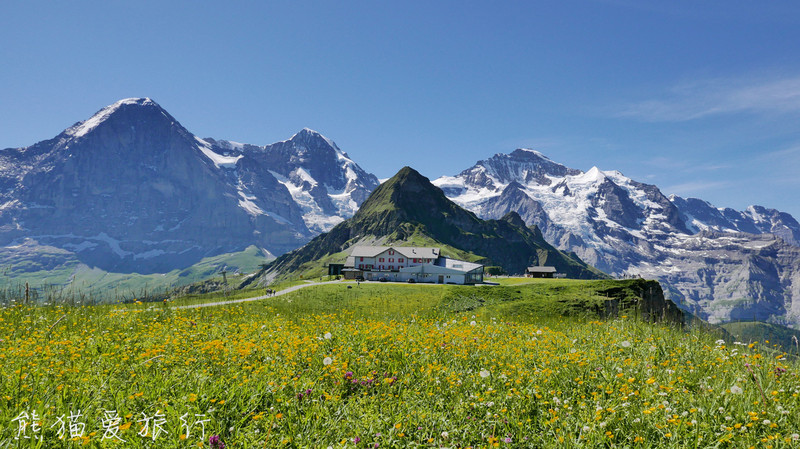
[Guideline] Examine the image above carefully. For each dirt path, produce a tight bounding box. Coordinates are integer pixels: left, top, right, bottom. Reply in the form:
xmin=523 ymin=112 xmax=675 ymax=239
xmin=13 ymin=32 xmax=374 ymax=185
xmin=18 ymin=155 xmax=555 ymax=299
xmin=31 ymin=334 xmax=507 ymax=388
xmin=174 ymin=279 xmax=342 ymax=310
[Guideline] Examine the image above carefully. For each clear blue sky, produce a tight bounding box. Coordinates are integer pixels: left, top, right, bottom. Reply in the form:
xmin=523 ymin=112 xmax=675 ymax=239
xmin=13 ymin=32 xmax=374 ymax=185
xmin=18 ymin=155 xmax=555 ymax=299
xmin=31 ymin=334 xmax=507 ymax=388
xmin=2 ymin=1 xmax=799 ymax=218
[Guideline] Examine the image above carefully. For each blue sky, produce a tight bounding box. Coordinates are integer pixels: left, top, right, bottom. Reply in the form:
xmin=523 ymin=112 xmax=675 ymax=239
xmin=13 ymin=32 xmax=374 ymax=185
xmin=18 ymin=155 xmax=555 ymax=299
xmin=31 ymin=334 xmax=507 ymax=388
xmin=2 ymin=1 xmax=799 ymax=218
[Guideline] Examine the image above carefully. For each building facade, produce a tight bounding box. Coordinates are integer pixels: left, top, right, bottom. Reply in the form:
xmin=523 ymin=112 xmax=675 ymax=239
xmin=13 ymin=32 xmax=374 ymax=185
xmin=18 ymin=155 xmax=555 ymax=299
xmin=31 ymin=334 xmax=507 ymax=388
xmin=343 ymin=246 xmax=484 ymax=285
xmin=525 ymin=266 xmax=558 ymax=278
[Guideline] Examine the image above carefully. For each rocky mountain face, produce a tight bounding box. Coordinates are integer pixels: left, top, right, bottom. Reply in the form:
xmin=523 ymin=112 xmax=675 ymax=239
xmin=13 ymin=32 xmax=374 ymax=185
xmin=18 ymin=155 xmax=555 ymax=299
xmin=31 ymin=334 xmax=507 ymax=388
xmin=266 ymin=166 xmax=606 ymax=280
xmin=205 ymin=128 xmax=378 ymax=234
xmin=0 ymin=98 xmax=377 ymax=274
xmin=433 ymin=149 xmax=800 ymax=326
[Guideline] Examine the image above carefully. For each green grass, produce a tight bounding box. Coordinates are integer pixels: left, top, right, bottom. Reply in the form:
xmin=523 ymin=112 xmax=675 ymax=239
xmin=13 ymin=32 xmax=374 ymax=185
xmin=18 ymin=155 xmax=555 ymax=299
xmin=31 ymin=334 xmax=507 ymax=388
xmin=721 ymin=321 xmax=800 ymax=355
xmin=0 ymin=246 xmax=270 ymax=304
xmin=1 ymin=280 xmax=799 ymax=448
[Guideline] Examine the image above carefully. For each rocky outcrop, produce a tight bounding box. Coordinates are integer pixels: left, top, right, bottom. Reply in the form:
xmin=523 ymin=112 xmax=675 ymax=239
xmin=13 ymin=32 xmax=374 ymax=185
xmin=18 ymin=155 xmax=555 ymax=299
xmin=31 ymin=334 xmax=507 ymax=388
xmin=599 ymin=279 xmax=685 ymax=326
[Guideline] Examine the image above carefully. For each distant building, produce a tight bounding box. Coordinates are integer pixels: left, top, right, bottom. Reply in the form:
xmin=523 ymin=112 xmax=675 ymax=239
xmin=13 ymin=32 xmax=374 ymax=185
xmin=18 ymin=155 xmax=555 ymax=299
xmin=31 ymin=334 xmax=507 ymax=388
xmin=526 ymin=266 xmax=557 ymax=278
xmin=328 ymin=263 xmax=344 ymax=276
xmin=343 ymin=246 xmax=484 ymax=284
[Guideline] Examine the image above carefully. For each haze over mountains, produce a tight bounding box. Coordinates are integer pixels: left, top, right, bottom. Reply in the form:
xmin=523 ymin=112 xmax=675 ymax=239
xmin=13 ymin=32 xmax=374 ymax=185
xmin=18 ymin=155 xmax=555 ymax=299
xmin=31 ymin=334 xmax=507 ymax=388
xmin=1 ymin=98 xmax=799 ymax=325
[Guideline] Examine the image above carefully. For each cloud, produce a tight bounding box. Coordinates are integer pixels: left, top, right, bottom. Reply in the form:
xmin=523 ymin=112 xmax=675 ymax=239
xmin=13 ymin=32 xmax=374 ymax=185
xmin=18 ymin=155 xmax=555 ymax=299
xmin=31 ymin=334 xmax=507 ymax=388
xmin=760 ymin=144 xmax=800 ymax=160
xmin=617 ymin=75 xmax=800 ymax=122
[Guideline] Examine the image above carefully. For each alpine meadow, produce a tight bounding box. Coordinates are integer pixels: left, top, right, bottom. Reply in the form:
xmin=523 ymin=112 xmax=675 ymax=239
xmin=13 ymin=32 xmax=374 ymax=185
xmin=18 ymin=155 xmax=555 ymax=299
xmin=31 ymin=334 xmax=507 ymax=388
xmin=3 ymin=279 xmax=800 ymax=448
xmin=3 ymin=2 xmax=800 ymax=448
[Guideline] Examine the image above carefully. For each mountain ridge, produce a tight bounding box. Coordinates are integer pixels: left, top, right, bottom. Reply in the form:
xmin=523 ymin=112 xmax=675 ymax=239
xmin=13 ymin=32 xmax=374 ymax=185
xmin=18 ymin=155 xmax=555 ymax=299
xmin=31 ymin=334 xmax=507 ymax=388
xmin=0 ymin=98 xmax=374 ymax=280
xmin=1 ymin=98 xmax=798 ymax=326
xmin=433 ymin=149 xmax=800 ymax=325
xmin=264 ymin=166 xmax=606 ymax=281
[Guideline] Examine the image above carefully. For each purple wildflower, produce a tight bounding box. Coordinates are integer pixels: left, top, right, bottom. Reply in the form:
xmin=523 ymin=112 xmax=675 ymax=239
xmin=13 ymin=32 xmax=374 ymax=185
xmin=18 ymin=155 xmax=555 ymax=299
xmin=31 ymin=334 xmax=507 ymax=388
xmin=209 ymin=435 xmax=225 ymax=449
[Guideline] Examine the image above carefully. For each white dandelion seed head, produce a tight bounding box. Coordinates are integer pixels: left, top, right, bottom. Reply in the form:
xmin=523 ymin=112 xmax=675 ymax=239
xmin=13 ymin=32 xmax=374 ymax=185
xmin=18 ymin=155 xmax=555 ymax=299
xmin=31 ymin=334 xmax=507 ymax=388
xmin=323 ymin=357 xmax=332 ymax=366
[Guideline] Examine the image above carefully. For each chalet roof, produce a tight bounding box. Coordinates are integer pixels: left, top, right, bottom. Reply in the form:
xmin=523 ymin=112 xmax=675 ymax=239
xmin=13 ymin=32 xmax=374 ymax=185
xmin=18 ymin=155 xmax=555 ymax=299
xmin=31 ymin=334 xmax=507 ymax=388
xmin=526 ymin=266 xmax=557 ymax=273
xmin=436 ymin=257 xmax=483 ymax=273
xmin=349 ymin=246 xmax=390 ymax=257
xmin=395 ymin=247 xmax=439 ymax=259
xmin=348 ymin=245 xmax=440 ymax=259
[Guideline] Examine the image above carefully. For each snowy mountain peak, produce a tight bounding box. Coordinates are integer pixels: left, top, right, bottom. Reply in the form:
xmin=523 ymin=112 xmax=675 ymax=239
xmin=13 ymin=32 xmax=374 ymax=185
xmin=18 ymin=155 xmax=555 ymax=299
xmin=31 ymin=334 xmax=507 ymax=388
xmin=510 ymin=148 xmax=551 ymax=160
xmin=65 ymin=97 xmax=169 ymax=139
xmin=580 ymin=166 xmax=606 ymax=183
xmin=289 ymin=128 xmax=339 ymax=150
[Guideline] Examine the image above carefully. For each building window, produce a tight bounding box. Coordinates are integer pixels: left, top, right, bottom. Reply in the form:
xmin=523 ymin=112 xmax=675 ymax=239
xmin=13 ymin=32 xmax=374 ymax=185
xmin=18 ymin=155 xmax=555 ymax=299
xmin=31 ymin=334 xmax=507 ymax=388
xmin=398 ymin=258 xmax=404 ymax=263
xmin=389 ymin=258 xmax=394 ymax=262
xmin=360 ymin=257 xmax=364 ymax=261
xmin=379 ymin=258 xmax=384 ymax=262
xmin=389 ymin=250 xmax=395 ymax=255
xmin=359 ymin=264 xmax=363 ymax=269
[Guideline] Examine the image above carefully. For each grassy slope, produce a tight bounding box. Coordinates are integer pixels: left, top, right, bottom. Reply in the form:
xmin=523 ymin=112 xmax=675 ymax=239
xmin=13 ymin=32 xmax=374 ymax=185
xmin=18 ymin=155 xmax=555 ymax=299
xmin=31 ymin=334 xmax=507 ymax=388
xmin=3 ymin=279 xmax=799 ymax=448
xmin=0 ymin=245 xmax=269 ymax=303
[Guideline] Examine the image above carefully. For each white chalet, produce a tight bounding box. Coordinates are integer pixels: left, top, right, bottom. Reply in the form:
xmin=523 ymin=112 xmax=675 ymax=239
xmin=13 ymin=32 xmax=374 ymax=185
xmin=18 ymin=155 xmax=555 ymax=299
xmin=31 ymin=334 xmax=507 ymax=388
xmin=343 ymin=246 xmax=484 ymax=285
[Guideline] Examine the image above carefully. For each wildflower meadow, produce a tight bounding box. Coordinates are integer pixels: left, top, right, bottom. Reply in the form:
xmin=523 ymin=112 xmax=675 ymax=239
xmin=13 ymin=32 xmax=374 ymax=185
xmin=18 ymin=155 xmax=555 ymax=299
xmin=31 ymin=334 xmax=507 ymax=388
xmin=1 ymin=279 xmax=799 ymax=448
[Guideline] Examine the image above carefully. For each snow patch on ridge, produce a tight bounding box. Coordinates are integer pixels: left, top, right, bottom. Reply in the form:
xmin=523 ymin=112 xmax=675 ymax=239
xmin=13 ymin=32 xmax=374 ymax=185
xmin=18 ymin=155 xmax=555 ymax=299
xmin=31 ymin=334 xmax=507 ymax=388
xmin=195 ymin=137 xmax=243 ymax=169
xmin=269 ymin=170 xmax=347 ymax=233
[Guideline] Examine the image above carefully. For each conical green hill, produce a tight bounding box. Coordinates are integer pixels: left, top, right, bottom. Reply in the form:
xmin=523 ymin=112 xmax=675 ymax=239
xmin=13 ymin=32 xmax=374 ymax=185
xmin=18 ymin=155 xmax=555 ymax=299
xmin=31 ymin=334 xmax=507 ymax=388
xmin=266 ymin=166 xmax=607 ymax=279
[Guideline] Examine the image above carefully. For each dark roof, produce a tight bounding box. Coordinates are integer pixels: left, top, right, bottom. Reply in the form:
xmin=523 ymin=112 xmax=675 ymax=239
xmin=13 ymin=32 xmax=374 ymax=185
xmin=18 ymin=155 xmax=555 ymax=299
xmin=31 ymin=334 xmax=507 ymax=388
xmin=526 ymin=266 xmax=557 ymax=273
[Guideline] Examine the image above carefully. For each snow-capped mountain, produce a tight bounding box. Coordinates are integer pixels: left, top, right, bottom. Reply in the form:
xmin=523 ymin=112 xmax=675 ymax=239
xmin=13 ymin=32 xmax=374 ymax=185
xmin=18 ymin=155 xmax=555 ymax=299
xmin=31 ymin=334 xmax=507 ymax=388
xmin=670 ymin=196 xmax=800 ymax=246
xmin=434 ymin=149 xmax=800 ymax=325
xmin=0 ymin=98 xmax=376 ymax=274
xmin=206 ymin=128 xmax=379 ymax=234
